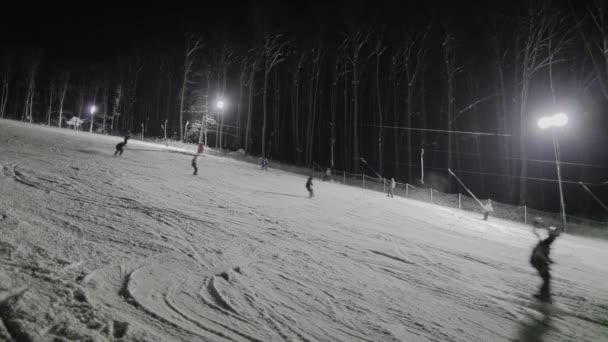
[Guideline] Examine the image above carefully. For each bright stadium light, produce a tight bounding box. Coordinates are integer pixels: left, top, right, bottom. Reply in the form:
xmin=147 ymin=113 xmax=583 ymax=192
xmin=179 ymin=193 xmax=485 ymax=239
xmin=89 ymin=105 xmax=97 ymax=133
xmin=216 ymin=100 xmax=225 ymax=110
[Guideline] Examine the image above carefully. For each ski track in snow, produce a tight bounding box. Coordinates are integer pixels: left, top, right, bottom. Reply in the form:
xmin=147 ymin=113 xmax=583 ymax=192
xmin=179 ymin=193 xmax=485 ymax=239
xmin=0 ymin=119 xmax=607 ymax=341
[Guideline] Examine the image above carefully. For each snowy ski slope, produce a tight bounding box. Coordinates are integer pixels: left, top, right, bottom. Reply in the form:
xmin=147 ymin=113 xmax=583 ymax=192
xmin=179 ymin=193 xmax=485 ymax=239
xmin=0 ymin=119 xmax=607 ymax=341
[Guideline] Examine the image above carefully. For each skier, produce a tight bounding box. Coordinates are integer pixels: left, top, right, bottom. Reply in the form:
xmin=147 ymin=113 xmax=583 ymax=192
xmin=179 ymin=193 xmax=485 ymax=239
xmin=387 ymin=177 xmax=396 ymax=198
xmin=113 ymin=136 xmax=129 ymax=156
xmin=261 ymin=158 xmax=269 ymax=171
xmin=483 ymin=199 xmax=494 ymax=220
xmin=530 ymin=226 xmax=560 ymax=303
xmin=306 ymin=176 xmax=314 ymax=198
xmin=323 ymin=168 xmax=331 ymax=181
xmin=192 ymin=155 xmax=198 ymax=175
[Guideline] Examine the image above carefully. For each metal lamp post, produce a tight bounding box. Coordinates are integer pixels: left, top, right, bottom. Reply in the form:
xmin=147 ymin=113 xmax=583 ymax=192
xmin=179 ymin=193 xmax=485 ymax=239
xmin=538 ymin=112 xmax=568 ymax=232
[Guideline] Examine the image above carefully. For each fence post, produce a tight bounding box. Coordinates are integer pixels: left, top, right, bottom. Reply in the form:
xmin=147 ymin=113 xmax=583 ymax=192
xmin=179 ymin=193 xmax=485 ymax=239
xmin=383 ymin=178 xmax=386 ymax=194
xmin=430 ymin=188 xmax=433 ymax=203
xmin=458 ymin=193 xmax=462 ymax=209
xmin=406 ymin=183 xmax=409 ymax=198
xmin=362 ymin=174 xmax=366 ymax=188
xmin=524 ymin=205 xmax=527 ymax=224
xmin=343 ymin=171 xmax=346 ymax=184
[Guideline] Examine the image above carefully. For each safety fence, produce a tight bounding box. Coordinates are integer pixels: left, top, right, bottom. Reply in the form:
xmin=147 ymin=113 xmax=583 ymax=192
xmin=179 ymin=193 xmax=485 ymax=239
xmin=311 ymin=165 xmax=608 ymax=237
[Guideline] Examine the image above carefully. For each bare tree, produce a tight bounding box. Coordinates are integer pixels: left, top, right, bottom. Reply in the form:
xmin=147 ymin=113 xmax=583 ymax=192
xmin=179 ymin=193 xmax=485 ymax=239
xmin=389 ymin=49 xmax=403 ymax=178
xmin=236 ymin=56 xmax=249 ymax=148
xmin=572 ymin=0 xmax=608 ymax=101
xmin=245 ymin=53 xmax=258 ymax=153
xmin=110 ymin=84 xmax=121 ymax=133
xmin=442 ymin=31 xmax=457 ymax=190
xmin=101 ymin=85 xmax=109 ymax=133
xmin=329 ymin=57 xmax=340 ymax=169
xmin=22 ymin=59 xmax=39 ymax=123
xmin=57 ymin=72 xmax=69 ymax=128
xmin=1 ymin=71 xmax=9 ymax=119
xmin=305 ymin=47 xmax=322 ymax=166
xmin=516 ymin=6 xmax=570 ymax=205
xmin=371 ymin=36 xmax=387 ymax=175
xmin=218 ymin=46 xmax=233 ymax=149
xmin=179 ymin=34 xmax=202 ymax=141
xmin=46 ymin=81 xmax=54 ymax=126
xmin=0 ymin=54 xmax=9 ymax=120
xmin=403 ymin=28 xmax=428 ymax=181
xmin=343 ymin=32 xmax=368 ymax=172
xmin=291 ymin=53 xmax=306 ymax=164
xmin=261 ymin=35 xmax=287 ymax=158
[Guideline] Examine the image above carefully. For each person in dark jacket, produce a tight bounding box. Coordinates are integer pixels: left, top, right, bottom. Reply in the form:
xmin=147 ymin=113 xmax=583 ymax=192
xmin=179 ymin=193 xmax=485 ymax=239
xmin=192 ymin=155 xmax=198 ymax=175
xmin=530 ymin=226 xmax=560 ymax=303
xmin=114 ymin=136 xmax=130 ymax=156
xmin=306 ymin=176 xmax=314 ymax=198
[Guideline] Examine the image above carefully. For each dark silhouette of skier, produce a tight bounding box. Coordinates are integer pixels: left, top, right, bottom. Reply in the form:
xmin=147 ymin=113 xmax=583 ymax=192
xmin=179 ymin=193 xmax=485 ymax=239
xmin=530 ymin=226 xmax=560 ymax=303
xmin=114 ymin=136 xmax=130 ymax=156
xmin=192 ymin=155 xmax=198 ymax=175
xmin=306 ymin=176 xmax=314 ymax=198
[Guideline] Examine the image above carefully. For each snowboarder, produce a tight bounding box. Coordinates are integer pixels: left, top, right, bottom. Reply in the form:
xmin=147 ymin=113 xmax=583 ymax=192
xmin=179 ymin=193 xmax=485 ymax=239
xmin=306 ymin=176 xmax=314 ymax=198
xmin=530 ymin=226 xmax=560 ymax=303
xmin=323 ymin=168 xmax=331 ymax=181
xmin=113 ymin=136 xmax=129 ymax=156
xmin=192 ymin=155 xmax=198 ymax=175
xmin=387 ymin=178 xmax=396 ymax=198
xmin=483 ymin=199 xmax=493 ymax=220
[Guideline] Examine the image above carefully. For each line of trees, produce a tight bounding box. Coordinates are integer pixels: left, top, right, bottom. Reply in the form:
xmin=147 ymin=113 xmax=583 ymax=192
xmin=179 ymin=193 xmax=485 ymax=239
xmin=1 ymin=2 xmax=607 ymax=213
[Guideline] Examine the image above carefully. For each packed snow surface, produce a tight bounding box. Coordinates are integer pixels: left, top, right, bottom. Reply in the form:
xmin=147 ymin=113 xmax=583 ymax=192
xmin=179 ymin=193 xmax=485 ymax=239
xmin=0 ymin=119 xmax=607 ymax=341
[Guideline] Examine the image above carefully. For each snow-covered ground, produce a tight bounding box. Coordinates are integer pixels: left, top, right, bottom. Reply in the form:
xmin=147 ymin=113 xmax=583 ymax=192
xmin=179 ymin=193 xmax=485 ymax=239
xmin=0 ymin=119 xmax=607 ymax=342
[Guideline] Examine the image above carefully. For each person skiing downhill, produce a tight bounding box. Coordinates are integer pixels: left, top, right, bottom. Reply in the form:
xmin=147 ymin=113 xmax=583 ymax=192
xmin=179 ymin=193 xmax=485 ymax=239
xmin=113 ymin=135 xmax=130 ymax=156
xmin=387 ymin=178 xmax=396 ymax=198
xmin=261 ymin=158 xmax=269 ymax=171
xmin=483 ymin=199 xmax=494 ymax=220
xmin=530 ymin=226 xmax=560 ymax=303
xmin=306 ymin=176 xmax=314 ymax=198
xmin=323 ymin=168 xmax=331 ymax=181
xmin=192 ymin=155 xmax=198 ymax=175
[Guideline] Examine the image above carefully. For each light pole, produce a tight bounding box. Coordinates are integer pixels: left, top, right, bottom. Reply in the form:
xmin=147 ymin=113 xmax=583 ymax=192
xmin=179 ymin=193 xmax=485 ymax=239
xmin=216 ymin=100 xmax=225 ymax=149
xmin=89 ymin=105 xmax=97 ymax=133
xmin=538 ymin=112 xmax=568 ymax=232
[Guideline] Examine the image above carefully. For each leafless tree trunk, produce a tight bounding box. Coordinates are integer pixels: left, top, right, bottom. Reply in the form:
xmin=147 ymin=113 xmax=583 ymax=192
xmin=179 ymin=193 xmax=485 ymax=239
xmin=343 ymin=32 xmax=368 ymax=173
xmin=261 ymin=35 xmax=287 ymax=158
xmin=218 ymin=46 xmax=233 ymax=149
xmin=0 ymin=74 xmax=8 ymax=119
xmin=372 ymin=38 xmax=386 ymax=176
xmin=179 ymin=35 xmax=202 ymax=141
xmin=111 ymin=84 xmax=122 ymax=133
xmin=292 ymin=53 xmax=305 ymax=164
xmin=236 ymin=57 xmax=248 ymax=148
xmin=329 ymin=58 xmax=339 ymax=169
xmin=47 ymin=81 xmax=54 ymax=126
xmin=58 ymin=73 xmax=69 ymax=128
xmin=443 ymin=32 xmax=456 ymax=190
xmin=22 ymin=60 xmax=38 ymax=123
xmin=245 ymin=57 xmax=258 ymax=153
xmin=390 ymin=51 xmax=402 ymax=178
xmin=493 ymin=34 xmax=512 ymax=200
xmin=306 ymin=48 xmax=322 ymax=166
xmin=403 ymin=29 xmax=428 ymax=181
xmin=572 ymin=0 xmax=608 ymax=101
xmin=101 ymin=86 xmax=109 ymax=133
